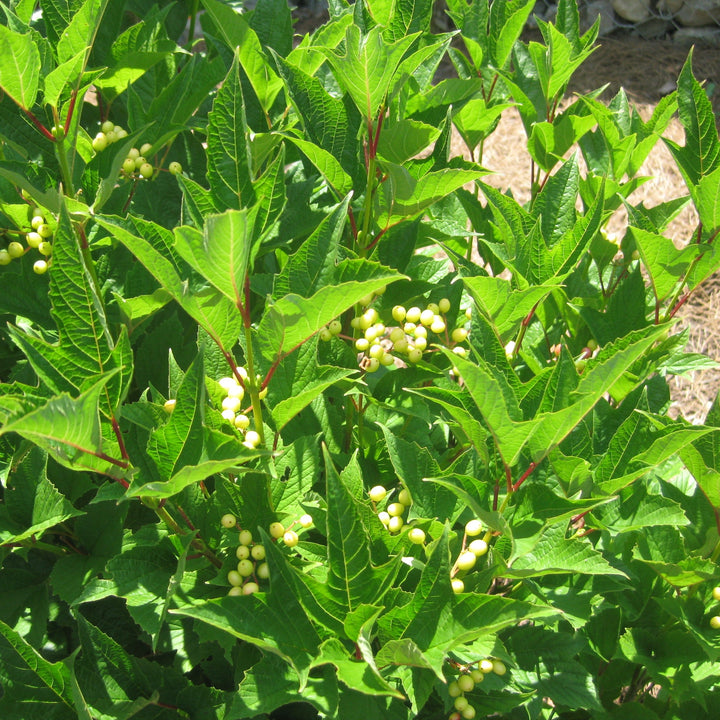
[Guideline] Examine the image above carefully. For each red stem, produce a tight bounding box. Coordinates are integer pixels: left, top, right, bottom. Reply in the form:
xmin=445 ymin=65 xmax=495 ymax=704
xmin=176 ymin=504 xmax=196 ymax=531
xmin=111 ymin=416 xmax=130 ymax=461
xmin=512 ymin=462 xmax=537 ymax=492
xmin=24 ymin=108 xmax=55 ymax=141
xmin=63 ymin=89 xmax=78 ymax=136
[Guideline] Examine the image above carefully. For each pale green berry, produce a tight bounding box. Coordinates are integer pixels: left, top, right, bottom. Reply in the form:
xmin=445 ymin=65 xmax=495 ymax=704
xmin=453 ymin=346 xmax=468 ymax=358
xmin=365 ymin=357 xmax=380 ymax=373
xmin=368 ymin=485 xmax=387 ymax=502
xmin=227 ymin=570 xmax=242 ymax=586
xmin=377 ymin=511 xmax=390 ymax=526
xmin=392 ymin=305 xmax=406 ymax=322
xmin=713 ymin=586 xmax=720 ymax=601
xmin=380 ymin=352 xmax=395 ymax=366
xmin=33 ymin=259 xmax=48 ymax=274
xmin=169 ymin=161 xmax=182 ymax=175
xmin=243 ymin=581 xmax=259 ymax=595
xmin=227 ymin=385 xmax=244 ymax=401
xmin=221 ymin=513 xmax=237 ymax=529
xmin=388 ymin=516 xmax=404 ymax=533
xmin=398 ymin=489 xmax=411 ymax=506
xmin=453 ymin=689 xmax=469 ymax=709
xmin=101 ymin=120 xmax=114 ymax=133
xmin=414 ymin=337 xmax=427 ymax=351
xmin=244 ymin=430 xmax=261 ymax=447
xmin=127 ymin=147 xmax=140 ymax=160
xmin=139 ymin=162 xmax=154 ymax=179
xmin=369 ymin=344 xmax=384 ymax=359
xmin=461 ymin=705 xmax=476 ymax=720
xmin=413 ymin=325 xmax=427 ymax=339
xmin=408 ymin=348 xmax=423 ymax=363
xmin=38 ymin=242 xmax=53 ymax=256
xmin=438 ymin=298 xmax=451 ymax=313
xmin=228 ymin=585 xmax=243 ymax=596
xmin=238 ymin=529 xmax=253 ymax=546
xmin=299 ymin=514 xmax=313 ymax=528
xmin=257 ymin=562 xmax=270 ymax=579
xmin=328 ymin=319 xmax=342 ymax=335
xmin=92 ymin=133 xmax=108 ymax=152
xmin=218 ymin=377 xmax=235 ymax=390
xmin=221 ymin=409 xmax=235 ymax=423
xmin=427 ymin=302 xmax=440 ymax=314
xmin=236 ymin=545 xmax=250 ymax=560
xmin=492 ymin=660 xmax=507 ymax=676
xmin=105 ymin=130 xmax=117 ymax=144
xmin=448 ymin=681 xmax=462 ymax=698
xmin=7 ymin=242 xmax=24 ymax=258
xmin=465 ymin=519 xmax=483 ymax=536
xmin=122 ymin=158 xmax=137 ymax=174
xmin=387 ymin=502 xmax=404 ymax=517
xmin=269 ymin=522 xmax=285 ymax=539
xmin=451 ymin=578 xmax=465 ymax=593
xmin=355 ymin=338 xmax=370 ymax=352
xmin=479 ymin=659 xmax=494 ymax=674
xmin=392 ymin=337 xmax=408 ymax=353
xmin=711 ymin=616 xmax=720 ymax=629
xmin=406 ymin=306 xmax=421 ymax=323
xmin=134 ymin=156 xmax=146 ymax=170
xmin=234 ymin=414 xmax=250 ymax=430
xmin=359 ymin=293 xmax=374 ymax=306
xmin=237 ymin=559 xmax=254 ymax=576
xmin=468 ymin=539 xmax=488 ymax=557
xmin=37 ymin=223 xmax=53 ymax=238
xmin=140 ymin=142 xmax=153 ymax=155
xmin=26 ymin=232 xmax=42 ymax=248
xmin=420 ymin=309 xmax=435 ymax=326
xmin=403 ymin=322 xmax=417 ymax=334
xmin=389 ymin=327 xmax=405 ymax=343
xmin=283 ymin=530 xmax=299 ymax=547
xmin=470 ymin=669 xmax=484 ymax=683
xmin=452 ymin=327 xmax=468 ymax=343
xmin=408 ymin=528 xmax=426 ymax=544
xmin=319 ymin=327 xmax=332 ymax=341
xmin=364 ymin=326 xmax=378 ymax=342
xmin=457 ymin=551 xmax=476 ymax=571
xmin=457 ymin=674 xmax=475 ymax=693
xmin=431 ymin=317 xmax=446 ymax=334
xmin=465 ymin=307 xmax=472 ymax=320
xmin=251 ymin=544 xmax=266 ymax=561
xmin=163 ymin=399 xmax=176 ymax=414
xmin=115 ymin=128 xmax=127 ymax=140
xmin=222 ymin=396 xmax=242 ymax=413
xmin=31 ymin=215 xmax=44 ymax=229
xmin=350 ymin=317 xmax=360 ymax=329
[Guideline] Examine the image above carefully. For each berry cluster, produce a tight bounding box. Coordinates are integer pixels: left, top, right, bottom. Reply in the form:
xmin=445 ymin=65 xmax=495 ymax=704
xmin=320 ymin=294 xmax=471 ymax=373
xmin=220 ymin=512 xmax=314 ymax=595
xmin=368 ymin=484 xmax=413 ymax=534
xmin=0 ymin=207 xmax=54 ymax=273
xmin=450 ymin=519 xmax=489 ymax=594
xmin=217 ymin=371 xmax=266 ymax=448
xmin=709 ymin=585 xmax=720 ymax=629
xmin=447 ymin=658 xmax=507 ymax=720
xmin=91 ymin=119 xmax=129 ymax=152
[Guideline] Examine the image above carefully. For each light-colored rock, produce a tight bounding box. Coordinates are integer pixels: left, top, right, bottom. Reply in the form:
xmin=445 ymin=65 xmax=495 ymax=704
xmin=674 ymin=25 xmax=720 ymax=45
xmin=657 ymin=0 xmax=685 ymax=14
xmin=634 ymin=17 xmax=674 ymax=36
xmin=583 ymin=0 xmax=619 ymax=34
xmin=676 ymin=0 xmax=720 ymax=26
xmin=612 ymin=0 xmax=651 ymax=22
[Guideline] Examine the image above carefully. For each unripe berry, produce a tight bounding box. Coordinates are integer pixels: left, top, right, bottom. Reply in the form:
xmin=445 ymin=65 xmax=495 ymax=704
xmin=227 ymin=570 xmax=242 ymax=586
xmin=414 ymin=337 xmax=427 ymax=351
xmin=408 ymin=348 xmax=422 ymax=363
xmin=408 ymin=528 xmax=426 ymax=544
xmin=226 ymin=385 xmax=244 ymax=401
xmin=31 ymin=215 xmax=44 ymax=229
xmin=221 ymin=513 xmax=237 ymax=529
xmin=101 ymin=120 xmax=115 ymax=133
xmin=127 ymin=147 xmax=140 ymax=160
xmin=392 ymin=337 xmax=408 ymax=353
xmin=470 ymin=669 xmax=484 ymax=683
xmin=713 ymin=586 xmax=720 ymax=601
xmin=359 ymin=293 xmax=374 ymax=306
xmin=451 ymin=578 xmax=464 ymax=594
xmin=163 ymin=399 xmax=176 ymax=413
xmin=299 ymin=514 xmax=313 ymax=528
xmin=369 ymin=344 xmax=384 ymax=359
xmin=398 ymin=489 xmax=411 ymax=506
xmin=438 ymin=298 xmax=451 ymax=313
xmin=453 ymin=696 xmax=469 ymax=712
xmin=251 ymin=544 xmax=266 ymax=560
xmin=37 ymin=223 xmax=52 ymax=238
xmin=452 ymin=327 xmax=468 ymax=343
xmin=381 ymin=352 xmax=395 ymax=366
xmin=403 ymin=322 xmax=416 ymax=334
xmin=7 ymin=242 xmax=24 ymax=258
xmin=387 ymin=502 xmax=404 ymax=517
xmin=368 ymin=485 xmax=387 ymax=502
xmin=27 ymin=232 xmax=42 ymax=250
xmin=420 ymin=309 xmax=435 ymax=326
xmin=461 ymin=706 xmax=476 ymax=720
xmin=269 ymin=522 xmax=285 ymax=538
xmin=468 ymin=539 xmax=488 ymax=557
xmin=388 ymin=516 xmax=404 ymax=533
xmin=257 ymin=562 xmax=270 ymax=579
xmin=328 ymin=319 xmax=342 ymax=335
xmin=448 ymin=681 xmax=461 ymax=697
xmin=319 ymin=327 xmax=332 ymax=341
xmin=237 ymin=559 xmax=254 ymax=576
xmin=0 ymin=250 xmax=12 ymax=265
xmin=51 ymin=125 xmax=65 ymax=140
xmin=392 ymin=305 xmax=406 ymax=322
xmin=169 ymin=161 xmax=182 ymax=175
xmin=140 ymin=142 xmax=153 ymax=155
xmin=236 ymin=545 xmax=250 ymax=560
xmin=456 ymin=551 xmax=476 ymax=571
xmin=431 ymin=318 xmax=446 ymax=334
xmin=389 ymin=327 xmax=405 ymax=343
xmin=479 ymin=659 xmax=494 ymax=674
xmin=465 ymin=519 xmax=483 ymax=536
xmin=710 ymin=616 xmax=720 ymax=629
xmin=139 ymin=162 xmax=154 ymax=179
xmin=413 ymin=325 xmax=427 ymax=339
xmin=122 ymin=158 xmax=137 ymax=175
xmin=222 ymin=396 xmax=241 ymax=413
xmin=406 ymin=306 xmax=421 ymax=323
xmin=38 ymin=241 xmax=53 ymax=256
xmin=244 ymin=430 xmax=261 ymax=447
xmin=365 ymin=358 xmax=380 ymax=372
xmin=355 ymin=338 xmax=370 ymax=352
xmin=235 ymin=414 xmax=250 ymax=430
xmin=283 ymin=530 xmax=299 ymax=547
xmin=457 ymin=674 xmax=475 ymax=693
xmin=238 ymin=529 xmax=253 ymax=546
xmin=453 ymin=346 xmax=468 ymax=358
xmin=377 ymin=511 xmax=390 ymax=525
xmin=33 ymin=259 xmax=48 ymax=274
xmin=228 ymin=585 xmax=243 ymax=596
xmin=449 ymin=714 xmax=462 ymax=720
xmin=492 ymin=660 xmax=507 ymax=676
xmin=221 ymin=409 xmax=236 ymax=423
xmin=243 ymin=581 xmax=260 ymax=595
xmin=105 ymin=130 xmax=117 ymax=144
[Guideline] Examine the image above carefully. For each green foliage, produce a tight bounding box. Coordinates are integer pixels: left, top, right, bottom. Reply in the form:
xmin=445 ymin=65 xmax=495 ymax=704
xmin=1 ymin=1 xmax=720 ymax=718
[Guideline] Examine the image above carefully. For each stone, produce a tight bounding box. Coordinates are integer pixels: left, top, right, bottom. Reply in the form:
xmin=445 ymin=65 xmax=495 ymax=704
xmin=674 ymin=25 xmax=720 ymax=44
xmin=676 ymin=0 xmax=720 ymax=26
xmin=611 ymin=0 xmax=651 ymax=22
xmin=657 ymin=0 xmax=685 ymax=13
xmin=634 ymin=17 xmax=674 ymax=36
xmin=583 ymin=0 xmax=619 ymax=34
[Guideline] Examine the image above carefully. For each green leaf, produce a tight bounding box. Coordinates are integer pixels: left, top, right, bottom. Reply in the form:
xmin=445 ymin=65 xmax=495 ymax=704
xmin=0 ymin=619 xmax=76 ymax=719
xmin=321 ymin=24 xmax=418 ymax=120
xmin=0 ymin=25 xmax=41 ymax=109
xmin=206 ymin=54 xmax=255 ymax=210
xmin=490 ymin=0 xmax=535 ymax=70
xmin=257 ymin=260 xmax=404 ymax=361
xmin=281 ymin=133 xmax=353 ymax=196
xmin=324 ymin=445 xmax=401 ymax=614
xmin=56 ymin=0 xmax=108 ymax=64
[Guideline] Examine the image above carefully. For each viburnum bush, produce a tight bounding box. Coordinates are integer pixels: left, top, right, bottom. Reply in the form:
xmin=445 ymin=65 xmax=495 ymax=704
xmin=2 ymin=0 xmax=720 ymax=717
